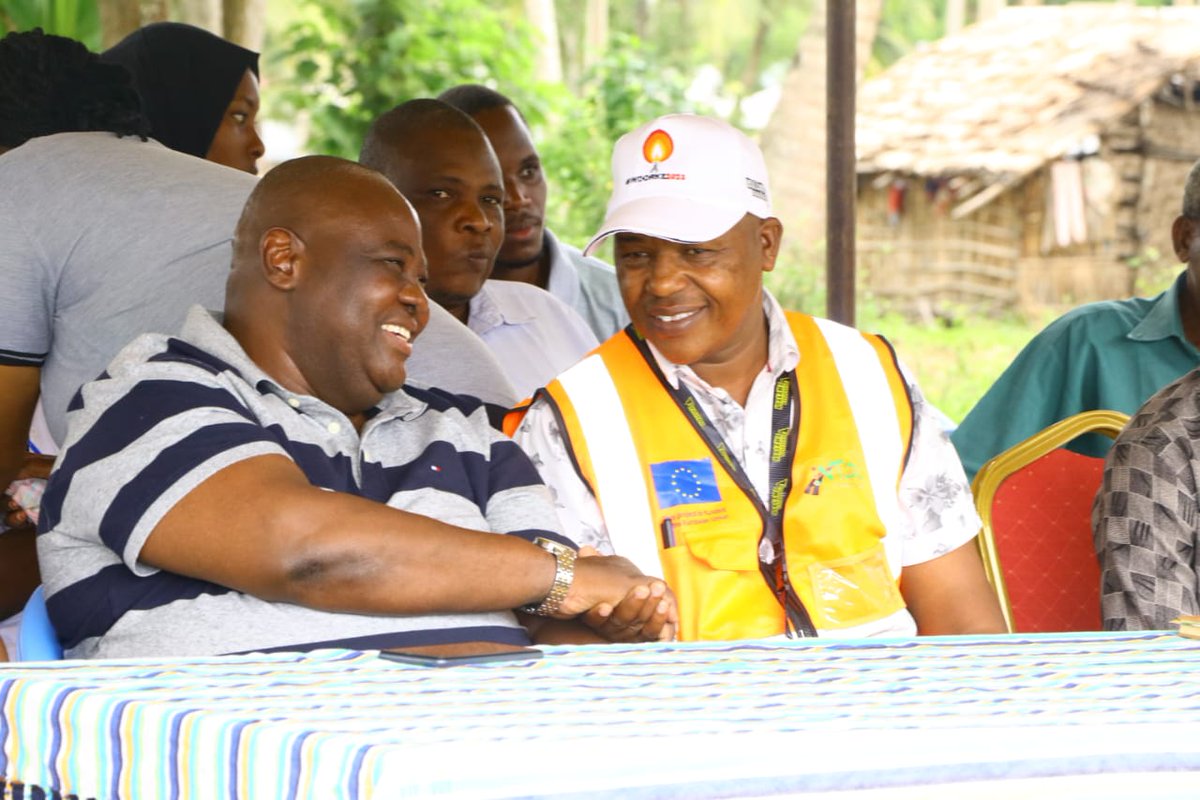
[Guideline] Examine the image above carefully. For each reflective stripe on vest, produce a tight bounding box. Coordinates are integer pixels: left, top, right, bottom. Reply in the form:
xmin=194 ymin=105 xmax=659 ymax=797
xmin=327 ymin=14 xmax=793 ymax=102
xmin=556 ymin=355 xmax=664 ymax=577
xmin=812 ymin=317 xmax=907 ymax=540
xmin=540 ymin=313 xmax=913 ymax=640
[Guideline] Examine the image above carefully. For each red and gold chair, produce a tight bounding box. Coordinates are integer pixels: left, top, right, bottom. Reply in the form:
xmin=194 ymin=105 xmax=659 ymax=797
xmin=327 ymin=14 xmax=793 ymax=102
xmin=971 ymin=409 xmax=1129 ymax=633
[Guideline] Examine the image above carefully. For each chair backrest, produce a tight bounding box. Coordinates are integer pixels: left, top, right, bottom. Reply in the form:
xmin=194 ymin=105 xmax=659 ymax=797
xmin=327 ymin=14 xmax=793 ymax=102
xmin=18 ymin=586 xmax=62 ymax=661
xmin=971 ymin=409 xmax=1129 ymax=634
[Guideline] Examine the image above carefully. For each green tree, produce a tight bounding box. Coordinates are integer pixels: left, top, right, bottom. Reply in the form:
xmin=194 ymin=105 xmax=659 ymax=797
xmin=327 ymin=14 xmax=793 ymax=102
xmin=871 ymin=0 xmax=945 ymax=74
xmin=586 ymin=0 xmax=810 ymax=102
xmin=269 ymin=0 xmax=540 ymax=160
xmin=537 ymin=31 xmax=702 ymax=243
xmin=1 ymin=0 xmax=100 ymax=49
xmin=269 ymin=3 xmax=703 ymax=246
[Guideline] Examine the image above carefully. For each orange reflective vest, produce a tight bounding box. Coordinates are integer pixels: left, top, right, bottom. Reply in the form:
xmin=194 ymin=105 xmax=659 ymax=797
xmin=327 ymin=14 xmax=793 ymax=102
xmin=508 ymin=312 xmax=915 ymax=641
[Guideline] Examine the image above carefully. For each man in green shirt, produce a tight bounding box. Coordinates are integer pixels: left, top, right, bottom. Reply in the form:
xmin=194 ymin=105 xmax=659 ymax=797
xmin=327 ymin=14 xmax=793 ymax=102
xmin=951 ymin=161 xmax=1200 ymax=483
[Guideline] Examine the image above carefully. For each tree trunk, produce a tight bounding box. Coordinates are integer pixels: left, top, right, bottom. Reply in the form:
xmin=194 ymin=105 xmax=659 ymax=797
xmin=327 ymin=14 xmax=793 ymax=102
xmin=634 ymin=0 xmax=650 ymax=39
xmin=730 ymin=0 xmax=773 ymax=128
xmin=524 ymin=0 xmax=563 ymax=85
xmin=99 ymin=0 xmax=142 ymax=48
xmin=224 ymin=0 xmax=266 ymax=51
xmin=759 ymin=0 xmax=882 ymax=247
xmin=101 ymin=0 xmax=265 ymax=51
xmin=946 ymin=0 xmax=965 ymax=34
xmin=171 ymin=0 xmax=222 ymax=34
xmin=583 ymin=0 xmax=608 ymax=72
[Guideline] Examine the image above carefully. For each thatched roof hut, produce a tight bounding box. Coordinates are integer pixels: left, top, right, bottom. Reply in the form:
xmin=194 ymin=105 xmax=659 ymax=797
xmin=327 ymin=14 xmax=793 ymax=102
xmin=856 ymin=4 xmax=1200 ymax=316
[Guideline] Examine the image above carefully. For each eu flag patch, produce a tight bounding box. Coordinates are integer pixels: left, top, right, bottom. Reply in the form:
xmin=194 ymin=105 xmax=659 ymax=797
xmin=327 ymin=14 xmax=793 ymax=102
xmin=650 ymin=459 xmax=721 ymax=509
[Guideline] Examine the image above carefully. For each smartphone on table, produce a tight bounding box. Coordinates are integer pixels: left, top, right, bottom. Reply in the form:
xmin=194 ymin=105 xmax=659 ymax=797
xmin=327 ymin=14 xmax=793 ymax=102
xmin=378 ymin=647 xmax=543 ymax=668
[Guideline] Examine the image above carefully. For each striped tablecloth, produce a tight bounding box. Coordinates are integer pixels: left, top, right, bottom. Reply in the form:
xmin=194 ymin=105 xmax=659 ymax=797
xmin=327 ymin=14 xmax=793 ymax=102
xmin=1 ymin=631 xmax=1198 ymax=798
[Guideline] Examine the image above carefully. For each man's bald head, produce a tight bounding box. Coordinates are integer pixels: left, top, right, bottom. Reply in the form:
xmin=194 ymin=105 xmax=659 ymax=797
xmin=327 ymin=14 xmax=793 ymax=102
xmin=231 ymin=155 xmax=393 ymax=271
xmin=359 ymin=98 xmax=482 ymax=177
xmin=223 ymin=155 xmax=430 ymax=418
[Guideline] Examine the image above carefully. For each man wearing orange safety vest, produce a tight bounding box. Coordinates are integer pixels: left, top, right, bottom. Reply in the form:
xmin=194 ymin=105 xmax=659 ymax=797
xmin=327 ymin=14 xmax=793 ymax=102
xmin=507 ymin=114 xmax=1006 ymax=641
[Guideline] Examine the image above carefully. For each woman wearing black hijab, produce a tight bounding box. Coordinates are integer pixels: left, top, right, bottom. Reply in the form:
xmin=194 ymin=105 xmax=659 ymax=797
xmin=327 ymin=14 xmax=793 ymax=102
xmin=102 ymin=22 xmax=264 ymax=174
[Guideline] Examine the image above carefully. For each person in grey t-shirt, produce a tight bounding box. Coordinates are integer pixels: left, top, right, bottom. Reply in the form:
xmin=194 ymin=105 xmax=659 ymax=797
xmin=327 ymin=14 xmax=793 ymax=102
xmin=0 ymin=29 xmax=153 ymax=622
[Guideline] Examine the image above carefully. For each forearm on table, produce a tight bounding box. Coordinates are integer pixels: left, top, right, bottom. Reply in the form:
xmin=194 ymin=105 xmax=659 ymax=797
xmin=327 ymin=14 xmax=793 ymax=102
xmin=140 ymin=455 xmax=560 ymax=617
xmin=267 ymin=492 xmax=560 ymax=614
xmin=268 ymin=496 xmax=663 ymax=628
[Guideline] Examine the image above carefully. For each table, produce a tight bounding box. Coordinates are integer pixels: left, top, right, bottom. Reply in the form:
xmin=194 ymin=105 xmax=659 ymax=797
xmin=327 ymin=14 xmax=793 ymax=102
xmin=1 ymin=631 xmax=1198 ymax=798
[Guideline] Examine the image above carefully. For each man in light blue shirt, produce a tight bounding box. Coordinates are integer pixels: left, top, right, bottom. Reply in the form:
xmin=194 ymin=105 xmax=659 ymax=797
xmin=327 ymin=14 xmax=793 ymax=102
xmin=439 ymin=84 xmax=630 ymax=341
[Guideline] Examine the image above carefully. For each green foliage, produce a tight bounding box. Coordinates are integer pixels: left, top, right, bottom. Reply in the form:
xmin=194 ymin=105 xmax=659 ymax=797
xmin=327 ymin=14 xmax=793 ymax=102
xmin=764 ymin=241 xmax=828 ymax=316
xmin=1124 ymin=244 xmax=1186 ymax=302
xmin=607 ymin=0 xmax=811 ymax=94
xmin=859 ymin=307 xmax=1054 ymax=424
xmin=871 ymin=0 xmax=945 ymax=74
xmin=269 ymin=0 xmax=540 ymax=160
xmin=270 ymin=5 xmax=704 ymax=246
xmin=536 ymin=32 xmax=703 ymax=243
xmin=0 ymin=0 xmax=99 ymax=49
xmin=766 ymin=241 xmax=1055 ymax=423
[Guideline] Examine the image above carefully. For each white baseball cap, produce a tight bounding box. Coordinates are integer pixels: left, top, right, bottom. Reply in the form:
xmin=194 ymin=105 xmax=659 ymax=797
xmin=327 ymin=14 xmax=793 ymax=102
xmin=583 ymin=113 xmax=773 ymax=256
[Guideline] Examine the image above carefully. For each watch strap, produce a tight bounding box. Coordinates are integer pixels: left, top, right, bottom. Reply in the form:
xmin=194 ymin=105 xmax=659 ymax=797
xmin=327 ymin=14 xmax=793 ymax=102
xmin=521 ymin=538 xmax=577 ymax=617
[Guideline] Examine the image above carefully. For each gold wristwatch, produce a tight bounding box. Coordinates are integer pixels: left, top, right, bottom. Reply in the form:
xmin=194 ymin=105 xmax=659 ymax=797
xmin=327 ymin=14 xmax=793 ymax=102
xmin=521 ymin=537 xmax=577 ymax=617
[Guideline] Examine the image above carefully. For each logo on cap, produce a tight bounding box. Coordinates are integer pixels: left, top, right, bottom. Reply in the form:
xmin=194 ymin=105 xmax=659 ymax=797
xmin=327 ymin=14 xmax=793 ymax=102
xmin=642 ymin=130 xmax=674 ymax=164
xmin=624 ymin=128 xmax=685 ymax=185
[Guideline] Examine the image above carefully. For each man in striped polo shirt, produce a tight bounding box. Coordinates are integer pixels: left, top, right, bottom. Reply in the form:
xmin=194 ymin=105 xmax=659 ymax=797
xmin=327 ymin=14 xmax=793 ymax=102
xmin=36 ymin=156 xmax=675 ymax=658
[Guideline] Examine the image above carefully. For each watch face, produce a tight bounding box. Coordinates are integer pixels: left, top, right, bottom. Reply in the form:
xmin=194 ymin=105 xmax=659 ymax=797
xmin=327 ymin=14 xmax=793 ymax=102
xmin=535 ymin=537 xmax=575 ymax=557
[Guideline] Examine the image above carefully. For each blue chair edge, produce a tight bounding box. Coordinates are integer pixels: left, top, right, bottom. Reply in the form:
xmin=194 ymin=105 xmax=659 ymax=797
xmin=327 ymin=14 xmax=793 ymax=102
xmin=18 ymin=586 xmax=62 ymax=661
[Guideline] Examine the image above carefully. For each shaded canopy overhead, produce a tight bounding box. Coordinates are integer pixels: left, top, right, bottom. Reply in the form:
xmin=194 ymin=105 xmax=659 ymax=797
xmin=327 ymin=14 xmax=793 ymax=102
xmin=857 ymin=4 xmax=1200 ymax=198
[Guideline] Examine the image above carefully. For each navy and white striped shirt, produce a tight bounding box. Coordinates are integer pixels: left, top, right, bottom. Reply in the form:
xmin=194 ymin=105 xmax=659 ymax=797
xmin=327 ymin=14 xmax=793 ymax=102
xmin=38 ymin=306 xmax=570 ymax=658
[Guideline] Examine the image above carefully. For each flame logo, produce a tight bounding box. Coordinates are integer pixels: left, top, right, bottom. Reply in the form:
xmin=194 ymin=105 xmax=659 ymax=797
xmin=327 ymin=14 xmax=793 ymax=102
xmin=642 ymin=130 xmax=674 ymax=164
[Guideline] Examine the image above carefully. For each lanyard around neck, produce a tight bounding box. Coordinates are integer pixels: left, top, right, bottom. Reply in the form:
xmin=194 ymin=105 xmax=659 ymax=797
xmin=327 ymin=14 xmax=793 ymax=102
xmin=631 ymin=332 xmax=818 ymax=637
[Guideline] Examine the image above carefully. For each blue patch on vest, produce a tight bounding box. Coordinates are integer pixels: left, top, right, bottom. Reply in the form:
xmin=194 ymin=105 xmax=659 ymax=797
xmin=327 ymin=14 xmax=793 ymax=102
xmin=650 ymin=459 xmax=721 ymax=508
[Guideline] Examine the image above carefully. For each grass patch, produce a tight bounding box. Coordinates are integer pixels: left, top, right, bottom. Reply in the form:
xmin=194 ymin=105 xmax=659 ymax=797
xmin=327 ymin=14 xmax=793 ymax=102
xmin=856 ymin=311 xmax=1054 ymax=424
xmin=764 ymin=246 xmax=1181 ymax=427
xmin=765 ymin=257 xmax=1057 ymax=425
